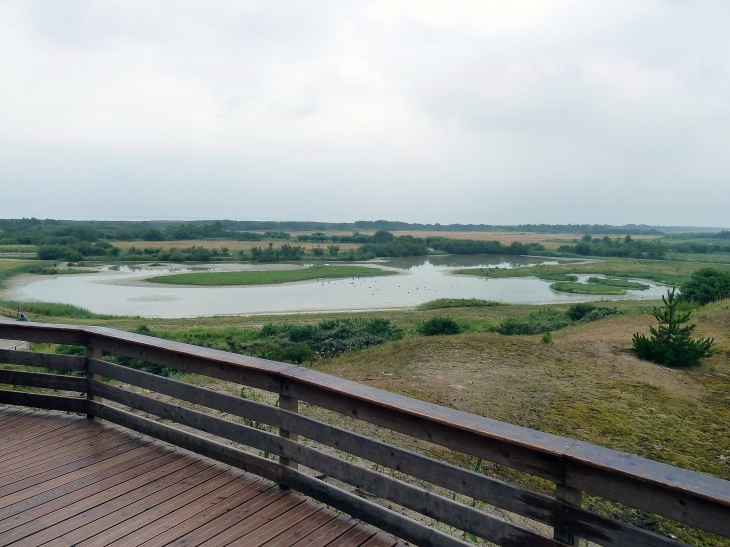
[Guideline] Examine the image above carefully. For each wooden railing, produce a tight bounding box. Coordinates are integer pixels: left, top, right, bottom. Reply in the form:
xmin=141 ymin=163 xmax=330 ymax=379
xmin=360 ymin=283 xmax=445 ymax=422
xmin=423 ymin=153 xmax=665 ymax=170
xmin=0 ymin=320 xmax=728 ymax=547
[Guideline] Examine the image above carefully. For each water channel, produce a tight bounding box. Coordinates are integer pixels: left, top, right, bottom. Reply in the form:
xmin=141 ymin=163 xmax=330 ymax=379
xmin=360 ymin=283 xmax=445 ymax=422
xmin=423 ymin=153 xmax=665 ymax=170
xmin=2 ymin=255 xmax=668 ymax=317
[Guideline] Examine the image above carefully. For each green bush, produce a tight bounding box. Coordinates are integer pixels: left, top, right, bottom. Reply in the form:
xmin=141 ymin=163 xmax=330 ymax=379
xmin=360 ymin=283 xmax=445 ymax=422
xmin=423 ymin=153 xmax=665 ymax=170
xmin=566 ymin=303 xmax=596 ymax=321
xmin=495 ymin=305 xmax=621 ymax=336
xmin=680 ymin=268 xmax=730 ymax=305
xmin=417 ymin=317 xmax=463 ymax=336
xmin=632 ymin=288 xmax=714 ymax=367
xmin=494 ymin=309 xmax=568 ymax=335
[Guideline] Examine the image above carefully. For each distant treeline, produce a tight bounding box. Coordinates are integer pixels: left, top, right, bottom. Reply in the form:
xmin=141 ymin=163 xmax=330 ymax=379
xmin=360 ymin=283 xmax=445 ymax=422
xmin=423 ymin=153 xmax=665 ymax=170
xmin=558 ymin=235 xmax=665 ymax=259
xmin=557 ymin=235 xmax=730 ymax=259
xmin=425 ymin=237 xmax=545 ymax=255
xmin=4 ymin=218 xmax=729 ymax=263
xmin=0 ymin=217 xmax=681 ymax=236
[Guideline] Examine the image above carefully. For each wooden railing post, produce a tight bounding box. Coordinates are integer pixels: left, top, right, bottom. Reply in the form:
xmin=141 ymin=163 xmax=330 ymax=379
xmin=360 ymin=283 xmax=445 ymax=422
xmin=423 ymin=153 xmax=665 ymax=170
xmin=86 ymin=347 xmax=102 ymax=419
xmin=553 ymin=483 xmax=582 ymax=545
xmin=278 ymin=394 xmax=299 ymax=471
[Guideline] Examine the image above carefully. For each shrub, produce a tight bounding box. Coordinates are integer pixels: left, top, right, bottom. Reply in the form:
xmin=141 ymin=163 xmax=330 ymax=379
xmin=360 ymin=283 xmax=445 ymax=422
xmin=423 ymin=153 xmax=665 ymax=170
xmin=680 ymin=268 xmax=730 ymax=305
xmin=417 ymin=317 xmax=463 ymax=336
xmin=280 ymin=342 xmax=315 ymax=364
xmin=632 ymin=288 xmax=714 ymax=367
xmin=566 ymin=303 xmax=596 ymax=321
xmin=541 ymin=332 xmax=553 ymax=344
xmin=582 ymin=307 xmax=620 ymax=322
xmin=495 ymin=309 xmax=569 ymax=335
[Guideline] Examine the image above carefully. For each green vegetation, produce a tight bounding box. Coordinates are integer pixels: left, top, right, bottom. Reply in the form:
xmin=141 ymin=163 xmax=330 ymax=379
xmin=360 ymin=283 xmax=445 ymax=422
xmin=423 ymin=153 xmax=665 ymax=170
xmin=0 ymin=261 xmax=37 ymax=289
xmin=359 ymin=231 xmax=428 ymax=258
xmin=417 ymin=298 xmax=501 ymax=310
xmin=417 ymin=316 xmax=463 ymax=336
xmin=587 ymin=277 xmax=649 ymax=290
xmin=633 ymin=288 xmax=714 ymax=367
xmin=549 ymin=281 xmax=626 ymax=295
xmin=454 ymin=257 xmax=729 ymax=286
xmin=149 ymin=265 xmax=395 ymax=286
xmin=0 ymin=299 xmax=122 ymax=320
xmin=494 ymin=304 xmax=620 ymax=335
xmin=54 ymin=318 xmax=405 ymax=372
xmin=540 ymin=331 xmax=553 ymax=344
xmin=425 ymin=237 xmax=545 ymax=255
xmin=558 ymin=234 xmax=666 ymax=259
xmin=249 ymin=243 xmax=305 ymax=262
xmin=680 ymin=268 xmax=730 ymax=305
xmin=493 ymin=308 xmax=569 ymax=334
xmin=4 ymin=218 xmax=729 ymax=266
xmin=565 ymin=303 xmax=599 ymax=321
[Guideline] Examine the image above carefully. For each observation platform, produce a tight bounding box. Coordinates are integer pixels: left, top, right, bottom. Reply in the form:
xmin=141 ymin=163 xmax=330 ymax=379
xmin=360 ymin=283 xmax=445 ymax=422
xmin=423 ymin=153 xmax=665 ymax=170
xmin=0 ymin=408 xmax=396 ymax=547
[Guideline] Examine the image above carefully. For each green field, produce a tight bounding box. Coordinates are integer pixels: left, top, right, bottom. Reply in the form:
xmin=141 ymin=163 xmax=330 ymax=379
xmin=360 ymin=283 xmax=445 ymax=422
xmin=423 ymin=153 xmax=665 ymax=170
xmin=148 ymin=265 xmax=396 ymax=286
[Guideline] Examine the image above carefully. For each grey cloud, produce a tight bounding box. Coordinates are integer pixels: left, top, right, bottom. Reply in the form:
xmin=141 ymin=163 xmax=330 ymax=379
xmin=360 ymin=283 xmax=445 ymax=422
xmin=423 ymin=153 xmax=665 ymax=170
xmin=1 ymin=1 xmax=728 ymax=225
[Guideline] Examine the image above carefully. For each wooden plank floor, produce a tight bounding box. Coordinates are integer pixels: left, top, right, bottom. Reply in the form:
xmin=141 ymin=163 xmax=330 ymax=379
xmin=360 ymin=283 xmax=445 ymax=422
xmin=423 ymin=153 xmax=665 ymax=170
xmin=0 ymin=407 xmax=398 ymax=547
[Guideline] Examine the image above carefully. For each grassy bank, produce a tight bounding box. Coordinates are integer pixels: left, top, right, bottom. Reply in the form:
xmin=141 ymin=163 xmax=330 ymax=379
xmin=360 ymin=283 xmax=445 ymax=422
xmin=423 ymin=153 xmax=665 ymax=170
xmin=0 ymin=300 xmax=122 ymax=320
xmin=0 ymin=261 xmax=36 ymax=289
xmin=148 ymin=265 xmax=397 ymax=286
xmin=454 ymin=257 xmax=730 ymax=286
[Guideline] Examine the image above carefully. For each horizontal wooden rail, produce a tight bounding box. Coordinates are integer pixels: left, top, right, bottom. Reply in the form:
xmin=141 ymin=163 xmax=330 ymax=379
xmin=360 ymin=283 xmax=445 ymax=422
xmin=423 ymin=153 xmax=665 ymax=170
xmin=1 ymin=319 xmax=729 ymax=546
xmin=88 ymin=402 xmax=476 ymax=547
xmin=85 ymin=358 xmax=685 ymax=547
xmin=87 ymin=379 xmax=559 ymax=546
xmin=0 ymin=348 xmax=86 ymax=371
xmin=0 ymin=369 xmax=86 ymax=391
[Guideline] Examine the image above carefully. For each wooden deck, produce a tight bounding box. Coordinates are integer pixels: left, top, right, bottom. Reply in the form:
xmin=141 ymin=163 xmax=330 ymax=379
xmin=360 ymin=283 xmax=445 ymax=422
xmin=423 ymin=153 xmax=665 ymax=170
xmin=0 ymin=408 xmax=397 ymax=547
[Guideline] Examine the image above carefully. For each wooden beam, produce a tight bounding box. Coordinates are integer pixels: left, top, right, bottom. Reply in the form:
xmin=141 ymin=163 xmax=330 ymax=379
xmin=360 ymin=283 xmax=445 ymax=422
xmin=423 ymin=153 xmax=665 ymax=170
xmin=0 ymin=349 xmax=86 ymax=372
xmin=0 ymin=390 xmax=87 ymax=413
xmin=0 ymin=370 xmax=86 ymax=392
xmin=88 ymin=402 xmax=282 ymax=482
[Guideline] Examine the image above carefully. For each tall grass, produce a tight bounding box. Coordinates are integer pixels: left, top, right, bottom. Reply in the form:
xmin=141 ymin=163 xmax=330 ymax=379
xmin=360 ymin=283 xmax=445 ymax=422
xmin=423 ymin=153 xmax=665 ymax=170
xmin=0 ymin=300 xmax=120 ymax=319
xmin=0 ymin=262 xmax=38 ymax=289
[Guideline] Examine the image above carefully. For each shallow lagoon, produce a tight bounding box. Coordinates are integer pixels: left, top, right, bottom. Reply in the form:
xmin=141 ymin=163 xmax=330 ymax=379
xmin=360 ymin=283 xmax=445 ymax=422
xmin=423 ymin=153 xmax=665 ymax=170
xmin=3 ymin=255 xmax=668 ymax=317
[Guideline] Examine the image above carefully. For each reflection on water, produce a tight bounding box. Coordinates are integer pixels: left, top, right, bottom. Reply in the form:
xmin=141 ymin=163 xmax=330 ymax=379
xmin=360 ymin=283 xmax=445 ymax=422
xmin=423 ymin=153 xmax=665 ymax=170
xmin=4 ymin=256 xmax=668 ymax=318
xmin=382 ymin=254 xmax=566 ymax=270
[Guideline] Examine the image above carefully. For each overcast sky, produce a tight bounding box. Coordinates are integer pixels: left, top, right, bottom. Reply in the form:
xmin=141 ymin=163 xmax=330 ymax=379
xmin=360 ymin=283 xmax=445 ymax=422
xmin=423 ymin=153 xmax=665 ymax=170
xmin=1 ymin=1 xmax=728 ymax=226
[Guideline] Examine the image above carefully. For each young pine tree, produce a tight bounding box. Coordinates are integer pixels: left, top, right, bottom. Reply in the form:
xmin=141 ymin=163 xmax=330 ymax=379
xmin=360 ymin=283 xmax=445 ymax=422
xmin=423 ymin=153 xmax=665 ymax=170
xmin=632 ymin=288 xmax=714 ymax=367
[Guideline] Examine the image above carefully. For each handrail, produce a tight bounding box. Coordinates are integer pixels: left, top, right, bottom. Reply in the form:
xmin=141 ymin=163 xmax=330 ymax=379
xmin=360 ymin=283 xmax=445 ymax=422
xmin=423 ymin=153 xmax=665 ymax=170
xmin=1 ymin=319 xmax=729 ymax=546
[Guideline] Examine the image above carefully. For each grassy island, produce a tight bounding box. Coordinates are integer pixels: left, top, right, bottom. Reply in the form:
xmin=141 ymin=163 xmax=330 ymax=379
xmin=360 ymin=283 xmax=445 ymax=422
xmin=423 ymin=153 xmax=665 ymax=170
xmin=148 ymin=265 xmax=396 ymax=286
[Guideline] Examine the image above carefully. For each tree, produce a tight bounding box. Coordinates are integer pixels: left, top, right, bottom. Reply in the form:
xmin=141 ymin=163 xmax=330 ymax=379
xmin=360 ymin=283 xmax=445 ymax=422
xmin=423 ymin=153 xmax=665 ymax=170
xmin=418 ymin=317 xmax=462 ymax=336
xmin=680 ymin=268 xmax=730 ymax=305
xmin=632 ymin=288 xmax=714 ymax=367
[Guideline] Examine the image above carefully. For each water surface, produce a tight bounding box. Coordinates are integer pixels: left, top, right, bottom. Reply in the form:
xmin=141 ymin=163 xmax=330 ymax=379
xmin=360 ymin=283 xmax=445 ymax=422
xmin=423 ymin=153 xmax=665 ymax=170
xmin=3 ymin=256 xmax=667 ymax=317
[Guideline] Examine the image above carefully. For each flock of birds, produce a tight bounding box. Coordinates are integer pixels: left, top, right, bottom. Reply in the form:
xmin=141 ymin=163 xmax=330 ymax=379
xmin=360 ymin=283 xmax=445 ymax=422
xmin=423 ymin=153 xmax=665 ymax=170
xmin=317 ymin=276 xmax=459 ymax=297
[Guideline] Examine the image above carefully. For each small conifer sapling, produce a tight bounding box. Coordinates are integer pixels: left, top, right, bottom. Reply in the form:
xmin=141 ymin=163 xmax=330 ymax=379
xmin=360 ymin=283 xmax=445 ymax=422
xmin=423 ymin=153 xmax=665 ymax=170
xmin=632 ymin=288 xmax=714 ymax=367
